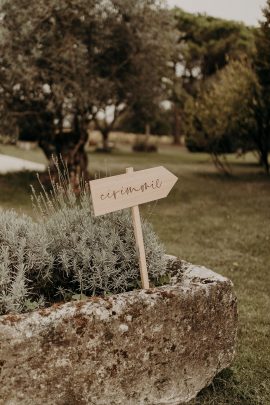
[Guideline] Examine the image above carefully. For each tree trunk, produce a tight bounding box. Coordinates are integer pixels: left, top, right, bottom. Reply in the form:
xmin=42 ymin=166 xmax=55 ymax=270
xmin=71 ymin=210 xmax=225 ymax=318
xmin=252 ymin=129 xmax=269 ymax=175
xmin=39 ymin=119 xmax=89 ymax=179
xmin=253 ymin=107 xmax=270 ymax=175
xmin=17 ymin=109 xmax=89 ymax=179
xmin=259 ymin=149 xmax=269 ymax=174
xmin=39 ymin=135 xmax=88 ymax=176
xmin=172 ymin=104 xmax=181 ymax=145
xmin=101 ymin=129 xmax=110 ymax=151
xmin=145 ymin=123 xmax=150 ymax=145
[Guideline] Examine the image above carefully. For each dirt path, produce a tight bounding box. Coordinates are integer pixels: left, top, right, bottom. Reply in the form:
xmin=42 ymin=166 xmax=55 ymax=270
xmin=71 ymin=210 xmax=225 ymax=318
xmin=0 ymin=154 xmax=45 ymax=174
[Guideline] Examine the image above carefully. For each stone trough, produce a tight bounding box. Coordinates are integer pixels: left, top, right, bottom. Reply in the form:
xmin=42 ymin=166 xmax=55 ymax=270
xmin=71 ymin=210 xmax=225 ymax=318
xmin=0 ymin=257 xmax=237 ymax=405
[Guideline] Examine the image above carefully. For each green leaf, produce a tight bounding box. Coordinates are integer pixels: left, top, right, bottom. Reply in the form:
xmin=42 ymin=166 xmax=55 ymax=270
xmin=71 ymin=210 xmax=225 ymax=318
xmin=24 ymin=299 xmax=40 ymax=311
xmin=72 ymin=293 xmax=87 ymax=301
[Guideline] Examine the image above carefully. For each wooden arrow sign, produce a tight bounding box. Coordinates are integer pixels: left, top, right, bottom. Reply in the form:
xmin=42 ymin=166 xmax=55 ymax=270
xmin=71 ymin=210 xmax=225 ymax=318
xmin=90 ymin=166 xmax=178 ymax=217
xmin=89 ymin=166 xmax=178 ymax=290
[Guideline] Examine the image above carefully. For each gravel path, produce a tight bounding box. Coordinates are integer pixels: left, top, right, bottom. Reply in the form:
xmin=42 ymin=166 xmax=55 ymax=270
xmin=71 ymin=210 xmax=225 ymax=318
xmin=0 ymin=154 xmax=46 ymax=174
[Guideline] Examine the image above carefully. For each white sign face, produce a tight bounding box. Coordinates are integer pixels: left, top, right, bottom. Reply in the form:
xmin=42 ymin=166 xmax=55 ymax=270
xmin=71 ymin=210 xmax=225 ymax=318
xmin=90 ymin=166 xmax=178 ymax=217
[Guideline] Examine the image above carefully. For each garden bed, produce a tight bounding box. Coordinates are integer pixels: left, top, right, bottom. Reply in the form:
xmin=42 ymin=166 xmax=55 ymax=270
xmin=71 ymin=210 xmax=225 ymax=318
xmin=0 ymin=257 xmax=237 ymax=405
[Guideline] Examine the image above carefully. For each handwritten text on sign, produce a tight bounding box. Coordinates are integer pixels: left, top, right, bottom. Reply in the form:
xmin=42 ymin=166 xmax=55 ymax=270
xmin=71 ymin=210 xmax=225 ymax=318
xmin=90 ymin=166 xmax=178 ymax=216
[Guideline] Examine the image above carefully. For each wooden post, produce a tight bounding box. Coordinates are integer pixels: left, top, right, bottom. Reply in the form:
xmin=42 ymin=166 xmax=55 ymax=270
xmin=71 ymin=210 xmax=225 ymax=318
xmin=126 ymin=167 xmax=150 ymax=289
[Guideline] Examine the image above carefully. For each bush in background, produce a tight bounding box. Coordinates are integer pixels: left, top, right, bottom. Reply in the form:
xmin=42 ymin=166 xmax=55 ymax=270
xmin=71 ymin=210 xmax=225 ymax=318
xmin=184 ymin=60 xmax=259 ymax=173
xmin=132 ymin=142 xmax=158 ymax=153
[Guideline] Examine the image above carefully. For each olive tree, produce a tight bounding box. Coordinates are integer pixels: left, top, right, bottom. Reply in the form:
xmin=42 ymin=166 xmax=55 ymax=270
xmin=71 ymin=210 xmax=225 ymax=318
xmin=92 ymin=0 xmax=173 ymax=149
xmin=0 ymin=0 xmax=172 ymax=171
xmin=0 ymin=0 xmax=102 ymax=174
xmin=254 ymin=0 xmax=270 ymax=174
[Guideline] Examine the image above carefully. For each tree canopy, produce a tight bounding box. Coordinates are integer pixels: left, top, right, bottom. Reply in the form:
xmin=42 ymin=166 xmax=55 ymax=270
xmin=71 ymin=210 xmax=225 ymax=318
xmin=184 ymin=60 xmax=260 ymax=172
xmin=0 ymin=1 xmax=269 ymax=174
xmin=166 ymin=8 xmax=255 ymax=144
xmin=254 ymin=0 xmax=270 ymax=173
xmin=173 ymin=8 xmax=255 ymax=88
xmin=0 ymin=0 xmax=172 ymax=172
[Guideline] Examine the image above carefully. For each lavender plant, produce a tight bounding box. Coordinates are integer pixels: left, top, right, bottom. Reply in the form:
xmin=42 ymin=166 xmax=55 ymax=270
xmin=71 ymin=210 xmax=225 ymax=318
xmin=0 ymin=210 xmax=53 ymax=315
xmin=44 ymin=206 xmax=167 ymax=300
xmin=32 ymin=163 xmax=167 ymax=300
xmin=0 ymin=162 xmax=167 ymax=315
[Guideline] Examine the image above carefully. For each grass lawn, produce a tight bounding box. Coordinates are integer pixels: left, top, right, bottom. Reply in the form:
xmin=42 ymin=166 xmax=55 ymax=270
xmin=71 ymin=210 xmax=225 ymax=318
xmin=0 ymin=144 xmax=269 ymax=404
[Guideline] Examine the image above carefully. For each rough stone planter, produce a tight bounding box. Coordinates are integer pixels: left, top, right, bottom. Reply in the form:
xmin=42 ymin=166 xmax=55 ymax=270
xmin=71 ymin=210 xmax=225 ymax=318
xmin=0 ymin=257 xmax=237 ymax=405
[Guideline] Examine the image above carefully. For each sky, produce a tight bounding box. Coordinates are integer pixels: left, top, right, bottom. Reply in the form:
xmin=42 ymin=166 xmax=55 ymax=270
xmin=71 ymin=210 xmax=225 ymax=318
xmin=167 ymin=0 xmax=267 ymax=26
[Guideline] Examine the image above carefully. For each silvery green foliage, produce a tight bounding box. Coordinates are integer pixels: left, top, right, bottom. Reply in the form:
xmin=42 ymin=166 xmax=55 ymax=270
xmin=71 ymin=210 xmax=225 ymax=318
xmin=45 ymin=203 xmax=167 ymax=298
xmin=0 ymin=164 xmax=167 ymax=315
xmin=32 ymin=164 xmax=167 ymax=300
xmin=0 ymin=210 xmax=53 ymax=315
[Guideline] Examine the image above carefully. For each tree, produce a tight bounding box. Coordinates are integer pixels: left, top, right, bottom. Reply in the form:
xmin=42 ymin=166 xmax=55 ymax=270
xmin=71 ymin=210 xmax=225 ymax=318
xmin=0 ymin=0 xmax=101 ymax=175
xmin=93 ymin=1 xmax=173 ymax=150
xmin=173 ymin=8 xmax=255 ymax=85
xmin=184 ymin=60 xmax=260 ymax=174
xmin=254 ymin=0 xmax=270 ymax=174
xmin=0 ymin=0 xmax=172 ymax=171
xmin=169 ymin=8 xmax=255 ymax=145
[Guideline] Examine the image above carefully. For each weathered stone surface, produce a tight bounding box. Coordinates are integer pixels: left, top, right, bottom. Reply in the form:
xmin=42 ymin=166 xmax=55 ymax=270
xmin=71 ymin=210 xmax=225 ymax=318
xmin=0 ymin=258 xmax=237 ymax=405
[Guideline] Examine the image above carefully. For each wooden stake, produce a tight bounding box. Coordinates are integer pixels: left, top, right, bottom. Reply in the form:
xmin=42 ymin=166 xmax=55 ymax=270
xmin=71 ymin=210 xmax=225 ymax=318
xmin=126 ymin=167 xmax=150 ymax=289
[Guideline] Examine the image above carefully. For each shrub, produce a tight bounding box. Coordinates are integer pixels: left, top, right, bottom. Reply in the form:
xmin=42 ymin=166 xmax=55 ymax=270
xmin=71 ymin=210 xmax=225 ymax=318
xmin=132 ymin=142 xmax=158 ymax=153
xmin=184 ymin=60 xmax=259 ymax=173
xmin=0 ymin=169 xmax=167 ymax=315
xmin=0 ymin=210 xmax=53 ymax=315
xmin=43 ymin=206 xmax=166 ymax=301
xmin=34 ymin=173 xmax=167 ymax=301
